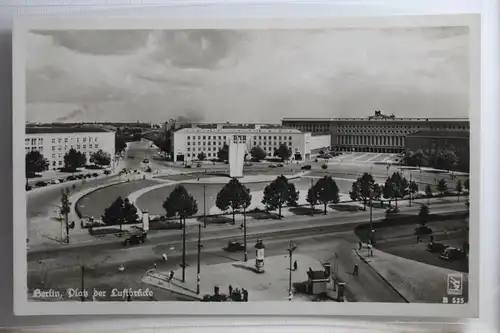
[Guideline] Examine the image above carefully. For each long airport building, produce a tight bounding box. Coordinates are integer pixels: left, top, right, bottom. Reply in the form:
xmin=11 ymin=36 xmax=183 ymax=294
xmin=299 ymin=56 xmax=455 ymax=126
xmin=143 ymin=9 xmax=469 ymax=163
xmin=282 ymin=111 xmax=470 ymax=154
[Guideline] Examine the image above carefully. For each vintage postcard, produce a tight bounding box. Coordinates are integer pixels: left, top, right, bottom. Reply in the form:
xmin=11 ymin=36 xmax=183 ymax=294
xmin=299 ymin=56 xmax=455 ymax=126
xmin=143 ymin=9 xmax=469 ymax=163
xmin=13 ymin=15 xmax=480 ymax=317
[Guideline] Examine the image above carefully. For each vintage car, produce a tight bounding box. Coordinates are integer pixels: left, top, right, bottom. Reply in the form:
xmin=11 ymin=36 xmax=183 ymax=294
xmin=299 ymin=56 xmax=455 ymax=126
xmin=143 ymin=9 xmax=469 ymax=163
xmin=223 ymin=241 xmax=245 ymax=252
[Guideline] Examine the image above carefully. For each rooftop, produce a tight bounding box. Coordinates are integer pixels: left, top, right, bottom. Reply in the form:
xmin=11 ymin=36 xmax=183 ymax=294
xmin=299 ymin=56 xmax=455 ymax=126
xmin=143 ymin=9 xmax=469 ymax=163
xmin=282 ymin=117 xmax=469 ymax=122
xmin=175 ymin=127 xmax=303 ymax=134
xmin=306 ymin=269 xmax=329 ymax=281
xmin=26 ymin=126 xmax=112 ymax=134
xmin=406 ymin=130 xmax=470 ymax=138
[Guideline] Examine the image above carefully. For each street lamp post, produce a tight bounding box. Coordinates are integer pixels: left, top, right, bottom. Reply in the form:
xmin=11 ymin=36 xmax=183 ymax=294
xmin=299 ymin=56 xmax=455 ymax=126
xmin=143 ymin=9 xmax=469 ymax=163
xmin=286 ymin=240 xmax=297 ymax=302
xmin=369 ymin=197 xmax=374 ymax=245
xmin=80 ymin=265 xmax=85 ymax=302
xmin=203 ymin=184 xmax=207 ymax=228
xmin=332 ymin=253 xmax=339 ymax=291
xmin=181 ymin=217 xmax=187 ymax=282
xmin=196 ymin=224 xmax=203 ymax=295
xmin=409 ymin=173 xmax=413 ymax=207
xmin=243 ymin=206 xmax=248 ymax=262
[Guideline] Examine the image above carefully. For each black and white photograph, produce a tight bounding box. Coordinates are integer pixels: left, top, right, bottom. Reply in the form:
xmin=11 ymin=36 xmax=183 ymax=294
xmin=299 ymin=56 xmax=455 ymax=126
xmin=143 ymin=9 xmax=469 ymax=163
xmin=13 ymin=15 xmax=480 ymax=317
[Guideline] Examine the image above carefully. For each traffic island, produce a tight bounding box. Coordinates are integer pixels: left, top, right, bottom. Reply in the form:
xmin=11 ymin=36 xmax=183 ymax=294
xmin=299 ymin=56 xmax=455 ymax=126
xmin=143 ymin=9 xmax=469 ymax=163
xmin=141 ymin=254 xmax=329 ymax=301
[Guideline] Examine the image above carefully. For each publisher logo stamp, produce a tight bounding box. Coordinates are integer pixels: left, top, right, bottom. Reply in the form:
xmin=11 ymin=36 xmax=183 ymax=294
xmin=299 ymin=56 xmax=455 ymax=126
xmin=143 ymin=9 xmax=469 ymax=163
xmin=447 ymin=273 xmax=463 ymax=296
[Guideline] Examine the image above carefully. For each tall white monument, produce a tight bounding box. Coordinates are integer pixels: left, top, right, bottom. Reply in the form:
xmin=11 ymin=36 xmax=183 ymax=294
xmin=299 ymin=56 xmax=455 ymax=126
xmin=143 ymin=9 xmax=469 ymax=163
xmin=229 ymin=134 xmax=247 ymax=178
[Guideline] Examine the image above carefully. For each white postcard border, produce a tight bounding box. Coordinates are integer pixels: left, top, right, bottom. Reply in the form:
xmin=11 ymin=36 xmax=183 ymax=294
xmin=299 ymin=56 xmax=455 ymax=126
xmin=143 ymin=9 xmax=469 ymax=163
xmin=13 ymin=14 xmax=481 ymax=318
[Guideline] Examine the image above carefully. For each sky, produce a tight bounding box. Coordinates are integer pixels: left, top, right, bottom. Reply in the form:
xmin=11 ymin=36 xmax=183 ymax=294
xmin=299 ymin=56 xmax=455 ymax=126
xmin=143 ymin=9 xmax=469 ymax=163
xmin=25 ymin=27 xmax=470 ymax=123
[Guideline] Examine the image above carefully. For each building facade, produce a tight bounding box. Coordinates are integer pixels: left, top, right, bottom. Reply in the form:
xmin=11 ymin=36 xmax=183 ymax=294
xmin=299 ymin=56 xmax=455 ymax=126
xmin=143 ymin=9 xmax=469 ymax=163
xmin=25 ymin=126 xmax=115 ymax=170
xmin=282 ymin=111 xmax=470 ymax=154
xmin=173 ymin=124 xmax=323 ymax=162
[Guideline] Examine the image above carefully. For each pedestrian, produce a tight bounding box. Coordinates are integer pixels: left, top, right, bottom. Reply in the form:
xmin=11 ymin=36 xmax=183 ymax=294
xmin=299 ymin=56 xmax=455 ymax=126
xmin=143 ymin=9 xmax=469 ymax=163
xmin=358 ymin=241 xmax=362 ymax=250
xmin=229 ymin=285 xmax=233 ymax=296
xmin=416 ymin=235 xmax=420 ymax=243
xmin=353 ymin=264 xmax=359 ymax=276
xmin=169 ymin=270 xmax=174 ymax=281
xmin=162 ymin=253 xmax=168 ymax=261
xmin=153 ymin=262 xmax=157 ymax=269
xmin=242 ymin=288 xmax=248 ymax=302
xmin=368 ymin=244 xmax=373 ymax=257
xmin=293 ymin=260 xmax=298 ymax=271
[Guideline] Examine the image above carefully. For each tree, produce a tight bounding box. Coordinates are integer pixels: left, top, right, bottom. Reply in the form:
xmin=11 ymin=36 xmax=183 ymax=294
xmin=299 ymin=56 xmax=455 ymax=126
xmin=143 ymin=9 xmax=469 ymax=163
xmin=418 ymin=204 xmax=430 ymax=225
xmin=276 ymin=143 xmax=292 ymax=161
xmin=261 ymin=175 xmax=297 ymax=218
xmin=217 ymin=143 xmax=229 ymax=161
xmin=455 ymin=179 xmax=463 ymax=202
xmin=162 ymin=185 xmax=198 ymax=282
xmin=313 ymin=176 xmax=340 ymax=214
xmin=123 ymin=197 xmax=138 ymax=224
xmin=102 ymin=196 xmax=126 ymax=231
xmin=216 ymin=178 xmax=252 ymax=225
xmin=249 ymin=146 xmax=267 ymax=161
xmin=382 ymin=178 xmax=394 ymax=207
xmin=464 ymin=179 xmax=470 ymax=192
xmin=306 ymin=187 xmax=318 ymax=214
xmin=90 ymin=149 xmax=111 ymax=167
xmin=424 ymin=184 xmax=433 ymax=205
xmin=26 ymin=151 xmax=49 ymax=177
xmin=64 ymin=148 xmax=87 ymax=171
xmin=409 ymin=180 xmax=419 ymax=206
xmin=350 ymin=173 xmax=378 ymax=211
xmin=390 ymin=172 xmax=409 ymax=209
xmin=436 ymin=179 xmax=448 ymax=196
xmin=60 ymin=188 xmax=71 ymax=243
xmin=162 ymin=185 xmax=199 ymax=221
xmin=197 ymin=152 xmax=206 ymax=161
xmin=436 ymin=150 xmax=458 ymax=171
xmin=115 ymin=133 xmax=127 ymax=153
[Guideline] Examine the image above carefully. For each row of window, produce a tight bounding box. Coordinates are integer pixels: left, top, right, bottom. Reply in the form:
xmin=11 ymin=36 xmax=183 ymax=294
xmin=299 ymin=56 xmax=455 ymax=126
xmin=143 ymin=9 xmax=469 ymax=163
xmin=25 ymin=136 xmax=101 ymax=146
xmin=186 ymin=135 xmax=294 ymax=141
xmin=51 ymin=144 xmax=99 ymax=152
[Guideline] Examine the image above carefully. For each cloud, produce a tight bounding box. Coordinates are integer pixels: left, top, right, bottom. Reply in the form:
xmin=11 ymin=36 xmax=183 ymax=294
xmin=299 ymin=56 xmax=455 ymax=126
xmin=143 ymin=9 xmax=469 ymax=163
xmin=25 ymin=27 xmax=470 ymax=123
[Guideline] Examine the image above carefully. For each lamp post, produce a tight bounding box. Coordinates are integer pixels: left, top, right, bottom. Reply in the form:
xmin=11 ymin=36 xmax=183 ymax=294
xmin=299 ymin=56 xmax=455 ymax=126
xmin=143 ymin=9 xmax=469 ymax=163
xmin=243 ymin=205 xmax=248 ymax=262
xmin=181 ymin=217 xmax=187 ymax=282
xmin=369 ymin=196 xmax=374 ymax=245
xmin=196 ymin=224 xmax=203 ymax=295
xmin=203 ymin=184 xmax=207 ymax=228
xmin=332 ymin=252 xmax=339 ymax=291
xmin=286 ymin=240 xmax=297 ymax=302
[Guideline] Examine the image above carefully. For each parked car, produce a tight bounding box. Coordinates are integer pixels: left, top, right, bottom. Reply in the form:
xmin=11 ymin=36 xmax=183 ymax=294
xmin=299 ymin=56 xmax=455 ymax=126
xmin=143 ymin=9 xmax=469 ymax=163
xmin=244 ymin=162 xmax=253 ymax=166
xmin=143 ymin=159 xmax=150 ymax=164
xmin=276 ymin=164 xmax=284 ymax=167
xmin=122 ymin=227 xmax=147 ymax=246
xmin=25 ymin=185 xmax=33 ymax=191
xmin=301 ymin=165 xmax=312 ymax=170
xmin=66 ymin=175 xmax=77 ymax=181
xmin=223 ymin=241 xmax=245 ymax=252
xmin=427 ymin=242 xmax=449 ymax=253
xmin=35 ymin=181 xmax=48 ymax=187
xmin=50 ymin=179 xmax=60 ymax=184
xmin=196 ymin=163 xmax=202 ymax=168
xmin=440 ymin=247 xmax=466 ymax=261
xmin=185 ymin=165 xmax=192 ymax=169
xmin=92 ymin=173 xmax=99 ymax=177
xmin=414 ymin=225 xmax=433 ymax=235
xmin=268 ymin=164 xmax=277 ymax=168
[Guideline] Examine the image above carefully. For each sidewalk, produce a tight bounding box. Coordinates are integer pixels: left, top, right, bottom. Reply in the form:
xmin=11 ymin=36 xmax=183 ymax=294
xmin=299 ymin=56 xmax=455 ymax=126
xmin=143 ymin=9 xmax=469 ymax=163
xmin=142 ymin=254 xmax=325 ymax=301
xmin=324 ymin=240 xmax=407 ymax=303
xmin=354 ymin=247 xmax=469 ymax=303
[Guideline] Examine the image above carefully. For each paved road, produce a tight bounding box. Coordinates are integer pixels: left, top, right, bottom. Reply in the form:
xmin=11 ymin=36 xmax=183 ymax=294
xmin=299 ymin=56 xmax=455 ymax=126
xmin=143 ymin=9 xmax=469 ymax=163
xmin=28 ymin=227 xmax=404 ymax=303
